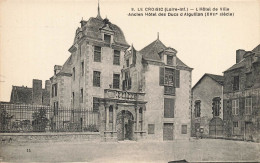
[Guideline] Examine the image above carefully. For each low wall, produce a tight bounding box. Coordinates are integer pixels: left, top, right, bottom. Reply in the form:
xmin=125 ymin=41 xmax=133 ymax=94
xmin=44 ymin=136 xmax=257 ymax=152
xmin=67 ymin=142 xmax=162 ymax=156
xmin=0 ymin=132 xmax=101 ymax=143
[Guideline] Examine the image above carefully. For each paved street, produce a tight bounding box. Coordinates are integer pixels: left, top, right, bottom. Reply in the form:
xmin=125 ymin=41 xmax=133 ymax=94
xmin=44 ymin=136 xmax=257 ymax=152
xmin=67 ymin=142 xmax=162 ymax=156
xmin=0 ymin=139 xmax=259 ymax=162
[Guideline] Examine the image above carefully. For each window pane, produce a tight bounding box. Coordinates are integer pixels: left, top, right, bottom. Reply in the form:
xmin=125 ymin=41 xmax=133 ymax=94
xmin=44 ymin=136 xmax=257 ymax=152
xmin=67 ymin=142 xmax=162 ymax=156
xmin=93 ymin=71 xmax=101 ymax=87
xmin=113 ymin=50 xmax=120 ymax=65
xmin=113 ymin=74 xmax=120 ymax=89
xmin=104 ymin=34 xmax=111 ymax=44
xmin=94 ymin=46 xmax=101 ymax=62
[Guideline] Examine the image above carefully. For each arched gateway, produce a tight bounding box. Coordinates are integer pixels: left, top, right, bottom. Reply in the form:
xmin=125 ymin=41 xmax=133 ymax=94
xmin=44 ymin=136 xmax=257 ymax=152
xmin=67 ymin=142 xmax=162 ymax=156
xmin=116 ymin=110 xmax=134 ymax=141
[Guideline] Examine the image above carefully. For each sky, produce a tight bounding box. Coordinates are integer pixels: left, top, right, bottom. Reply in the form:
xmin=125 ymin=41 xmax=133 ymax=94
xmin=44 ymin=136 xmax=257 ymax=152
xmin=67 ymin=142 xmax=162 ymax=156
xmin=0 ymin=0 xmax=260 ymax=102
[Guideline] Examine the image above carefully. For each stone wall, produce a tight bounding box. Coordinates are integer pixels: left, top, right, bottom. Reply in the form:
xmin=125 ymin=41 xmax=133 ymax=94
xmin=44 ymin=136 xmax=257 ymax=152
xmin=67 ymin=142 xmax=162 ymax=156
xmin=0 ymin=132 xmax=100 ymax=143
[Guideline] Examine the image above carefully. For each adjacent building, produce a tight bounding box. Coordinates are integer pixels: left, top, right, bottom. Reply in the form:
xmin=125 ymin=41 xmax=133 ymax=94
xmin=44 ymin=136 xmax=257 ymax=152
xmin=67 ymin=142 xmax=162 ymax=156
xmin=49 ymin=5 xmax=192 ymax=141
xmin=10 ymin=79 xmax=50 ymax=106
xmin=191 ymin=73 xmax=224 ymax=138
xmin=223 ymin=45 xmax=260 ymax=142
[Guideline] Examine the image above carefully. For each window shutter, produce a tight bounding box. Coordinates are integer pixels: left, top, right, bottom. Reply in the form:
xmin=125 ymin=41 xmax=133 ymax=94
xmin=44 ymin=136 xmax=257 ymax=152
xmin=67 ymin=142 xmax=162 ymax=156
xmin=240 ymin=97 xmax=245 ymax=115
xmin=159 ymin=67 xmax=165 ymax=86
xmin=175 ymin=69 xmax=180 ymax=88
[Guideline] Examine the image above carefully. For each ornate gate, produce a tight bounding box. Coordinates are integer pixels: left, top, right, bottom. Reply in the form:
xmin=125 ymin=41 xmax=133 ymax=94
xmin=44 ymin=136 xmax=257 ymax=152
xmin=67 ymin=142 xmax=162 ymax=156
xmin=116 ymin=110 xmax=134 ymax=141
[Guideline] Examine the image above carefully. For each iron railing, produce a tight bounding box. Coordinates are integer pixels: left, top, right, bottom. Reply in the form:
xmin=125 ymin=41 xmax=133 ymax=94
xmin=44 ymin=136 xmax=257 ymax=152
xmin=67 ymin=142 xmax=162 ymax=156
xmin=0 ymin=103 xmax=99 ymax=133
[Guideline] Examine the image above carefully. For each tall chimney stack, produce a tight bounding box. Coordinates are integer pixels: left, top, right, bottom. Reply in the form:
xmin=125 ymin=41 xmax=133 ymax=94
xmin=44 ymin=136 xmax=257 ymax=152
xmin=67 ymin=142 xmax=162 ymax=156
xmin=32 ymin=79 xmax=42 ymax=105
xmin=236 ymin=49 xmax=246 ymax=63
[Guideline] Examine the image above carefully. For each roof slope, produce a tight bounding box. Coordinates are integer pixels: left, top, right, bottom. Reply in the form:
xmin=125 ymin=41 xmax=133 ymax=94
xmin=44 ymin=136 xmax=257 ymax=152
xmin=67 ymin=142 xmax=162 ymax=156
xmin=140 ymin=39 xmax=166 ymax=61
xmin=192 ymin=73 xmax=224 ymax=90
xmin=139 ymin=39 xmax=191 ymax=69
xmin=224 ymin=44 xmax=260 ymax=72
xmin=10 ymin=86 xmax=33 ymax=104
xmin=81 ymin=17 xmax=129 ymax=46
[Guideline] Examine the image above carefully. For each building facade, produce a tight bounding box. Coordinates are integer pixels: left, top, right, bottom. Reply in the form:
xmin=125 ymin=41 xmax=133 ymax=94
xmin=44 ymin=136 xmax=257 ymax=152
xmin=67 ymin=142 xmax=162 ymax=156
xmin=191 ymin=73 xmax=224 ymax=138
xmin=223 ymin=45 xmax=260 ymax=142
xmin=50 ymin=6 xmax=192 ymax=141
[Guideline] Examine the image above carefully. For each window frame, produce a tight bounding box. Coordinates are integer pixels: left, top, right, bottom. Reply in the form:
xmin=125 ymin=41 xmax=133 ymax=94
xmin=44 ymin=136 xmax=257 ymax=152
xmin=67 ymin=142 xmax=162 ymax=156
xmin=93 ymin=71 xmax=101 ymax=87
xmin=104 ymin=34 xmax=111 ymax=44
xmin=94 ymin=46 xmax=101 ymax=62
xmin=194 ymin=100 xmax=201 ymax=118
xmin=167 ymin=55 xmax=173 ymax=65
xmin=232 ymin=99 xmax=239 ymax=115
xmin=245 ymin=97 xmax=252 ymax=115
xmin=81 ymin=61 xmax=84 ymax=76
xmin=233 ymin=76 xmax=239 ymax=91
xmin=113 ymin=73 xmax=120 ymax=89
xmin=80 ymin=88 xmax=83 ymax=103
xmin=113 ymin=50 xmax=120 ymax=65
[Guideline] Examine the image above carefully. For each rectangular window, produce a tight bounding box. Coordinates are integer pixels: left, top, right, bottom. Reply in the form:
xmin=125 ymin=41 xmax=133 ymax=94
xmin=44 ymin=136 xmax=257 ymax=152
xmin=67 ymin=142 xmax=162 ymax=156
xmin=52 ymin=84 xmax=58 ymax=97
xmin=126 ymin=59 xmax=129 ymax=67
xmin=195 ymin=100 xmax=201 ymax=117
xmin=73 ymin=67 xmax=75 ymax=80
xmin=93 ymin=71 xmax=101 ymax=87
xmin=81 ymin=61 xmax=84 ymax=76
xmin=233 ymin=121 xmax=238 ymax=127
xmin=181 ymin=125 xmax=187 ymax=134
xmin=167 ymin=55 xmax=173 ymax=65
xmin=148 ymin=124 xmax=155 ymax=134
xmin=104 ymin=34 xmax=111 ymax=44
xmin=113 ymin=50 xmax=120 ymax=65
xmin=233 ymin=76 xmax=239 ymax=91
xmin=94 ymin=46 xmax=101 ymax=62
xmin=72 ymin=92 xmax=75 ymax=107
xmin=93 ymin=98 xmax=99 ymax=112
xmin=54 ymin=101 xmax=58 ymax=116
xmin=246 ymin=73 xmax=253 ymax=88
xmin=80 ymin=88 xmax=83 ymax=103
xmin=113 ymin=74 xmax=120 ymax=89
xmin=213 ymin=97 xmax=221 ymax=117
xmin=164 ymin=98 xmax=174 ymax=118
xmin=165 ymin=68 xmax=174 ymax=86
xmin=245 ymin=97 xmax=252 ymax=115
xmin=232 ymin=99 xmax=239 ymax=115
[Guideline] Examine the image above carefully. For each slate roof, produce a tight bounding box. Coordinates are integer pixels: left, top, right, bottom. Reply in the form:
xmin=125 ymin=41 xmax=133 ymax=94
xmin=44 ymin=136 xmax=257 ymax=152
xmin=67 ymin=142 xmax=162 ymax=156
xmin=192 ymin=73 xmax=224 ymax=90
xmin=81 ymin=17 xmax=129 ymax=47
xmin=10 ymin=86 xmax=33 ymax=104
xmin=58 ymin=55 xmax=72 ymax=75
xmin=139 ymin=39 xmax=191 ymax=69
xmin=224 ymin=44 xmax=260 ymax=72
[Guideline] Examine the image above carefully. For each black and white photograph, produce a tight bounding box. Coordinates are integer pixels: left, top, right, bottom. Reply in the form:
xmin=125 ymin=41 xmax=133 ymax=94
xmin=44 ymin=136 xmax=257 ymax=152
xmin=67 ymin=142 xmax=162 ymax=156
xmin=0 ymin=0 xmax=259 ymax=162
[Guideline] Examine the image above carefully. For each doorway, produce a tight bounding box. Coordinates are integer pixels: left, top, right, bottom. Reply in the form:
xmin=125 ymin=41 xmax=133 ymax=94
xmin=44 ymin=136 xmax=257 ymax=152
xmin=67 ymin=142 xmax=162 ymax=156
xmin=116 ymin=110 xmax=134 ymax=141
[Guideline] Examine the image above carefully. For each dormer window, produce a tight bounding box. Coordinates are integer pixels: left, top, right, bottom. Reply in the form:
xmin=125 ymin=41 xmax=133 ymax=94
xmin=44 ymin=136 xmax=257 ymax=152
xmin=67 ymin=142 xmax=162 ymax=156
xmin=104 ymin=34 xmax=111 ymax=44
xmin=167 ymin=55 xmax=173 ymax=65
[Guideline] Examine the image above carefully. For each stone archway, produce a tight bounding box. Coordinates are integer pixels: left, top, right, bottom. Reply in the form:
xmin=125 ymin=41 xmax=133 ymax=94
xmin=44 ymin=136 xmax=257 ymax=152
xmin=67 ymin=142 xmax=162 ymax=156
xmin=116 ymin=110 xmax=134 ymax=141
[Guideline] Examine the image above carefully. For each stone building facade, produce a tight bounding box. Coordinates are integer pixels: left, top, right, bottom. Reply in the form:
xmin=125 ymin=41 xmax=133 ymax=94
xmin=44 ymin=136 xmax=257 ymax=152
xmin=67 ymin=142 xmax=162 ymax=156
xmin=223 ymin=45 xmax=260 ymax=142
xmin=191 ymin=73 xmax=224 ymax=138
xmin=50 ymin=6 xmax=192 ymax=141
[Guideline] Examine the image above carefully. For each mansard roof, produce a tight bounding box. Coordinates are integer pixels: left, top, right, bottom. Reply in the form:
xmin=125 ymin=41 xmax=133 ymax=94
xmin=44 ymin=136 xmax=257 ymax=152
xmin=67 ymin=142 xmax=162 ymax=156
xmin=140 ymin=38 xmax=191 ymax=69
xmin=76 ymin=17 xmax=129 ymax=47
xmin=192 ymin=73 xmax=224 ymax=90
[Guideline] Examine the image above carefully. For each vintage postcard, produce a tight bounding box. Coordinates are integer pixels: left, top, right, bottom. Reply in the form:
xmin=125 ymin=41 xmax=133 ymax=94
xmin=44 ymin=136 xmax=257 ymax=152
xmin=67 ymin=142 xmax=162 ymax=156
xmin=0 ymin=0 xmax=259 ymax=162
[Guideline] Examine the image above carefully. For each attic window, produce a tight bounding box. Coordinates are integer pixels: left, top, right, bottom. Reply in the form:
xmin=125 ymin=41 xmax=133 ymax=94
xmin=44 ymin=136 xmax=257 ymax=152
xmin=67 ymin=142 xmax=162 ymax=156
xmin=104 ymin=34 xmax=111 ymax=44
xmin=167 ymin=55 xmax=173 ymax=65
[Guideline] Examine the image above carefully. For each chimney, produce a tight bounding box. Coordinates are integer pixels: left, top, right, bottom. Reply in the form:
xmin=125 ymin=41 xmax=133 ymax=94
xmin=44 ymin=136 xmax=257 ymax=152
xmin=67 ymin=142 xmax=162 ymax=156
xmin=45 ymin=80 xmax=51 ymax=91
xmin=54 ymin=65 xmax=62 ymax=75
xmin=32 ymin=79 xmax=42 ymax=105
xmin=236 ymin=49 xmax=246 ymax=63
